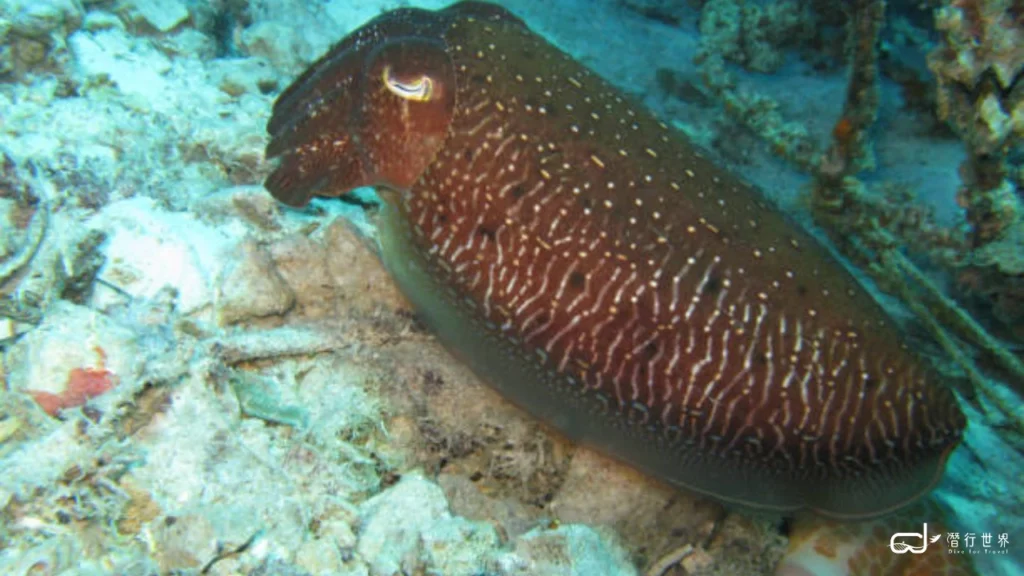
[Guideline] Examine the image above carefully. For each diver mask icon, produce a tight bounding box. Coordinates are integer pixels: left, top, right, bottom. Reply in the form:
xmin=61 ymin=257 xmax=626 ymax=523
xmin=890 ymin=523 xmax=942 ymax=554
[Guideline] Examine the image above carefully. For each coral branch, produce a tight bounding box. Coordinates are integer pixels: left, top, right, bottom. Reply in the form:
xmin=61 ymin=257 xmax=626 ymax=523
xmin=818 ymin=0 xmax=884 ymax=182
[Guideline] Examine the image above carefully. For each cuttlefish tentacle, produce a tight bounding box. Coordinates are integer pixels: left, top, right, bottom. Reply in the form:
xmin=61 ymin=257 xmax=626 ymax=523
xmin=264 ymin=0 xmax=966 ymax=521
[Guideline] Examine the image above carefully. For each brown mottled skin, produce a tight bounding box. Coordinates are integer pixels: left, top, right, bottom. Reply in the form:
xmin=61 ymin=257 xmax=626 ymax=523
xmin=264 ymin=1 xmax=965 ymax=519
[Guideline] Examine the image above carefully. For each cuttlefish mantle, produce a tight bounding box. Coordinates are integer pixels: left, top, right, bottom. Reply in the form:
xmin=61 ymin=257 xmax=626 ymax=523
xmin=263 ymin=0 xmax=966 ymax=521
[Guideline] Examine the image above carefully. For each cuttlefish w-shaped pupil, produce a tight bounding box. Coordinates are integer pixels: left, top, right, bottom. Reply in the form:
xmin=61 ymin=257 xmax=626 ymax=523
xmin=383 ymin=66 xmax=434 ymax=101
xmin=263 ymin=0 xmax=966 ymax=521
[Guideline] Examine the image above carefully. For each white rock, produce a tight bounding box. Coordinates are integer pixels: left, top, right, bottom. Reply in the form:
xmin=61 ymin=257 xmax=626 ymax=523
xmin=4 ymin=301 xmax=138 ymax=399
xmin=68 ymin=28 xmax=171 ymax=104
xmin=83 ymin=11 xmax=126 ymax=33
xmin=498 ymin=524 xmax=638 ymax=576
xmin=356 ymin=473 xmax=450 ymax=576
xmin=5 ymin=0 xmax=84 ymax=38
xmin=130 ymin=0 xmax=190 ymax=33
xmin=91 ymin=197 xmax=234 ymax=317
xmin=421 ymin=516 xmax=499 ymax=576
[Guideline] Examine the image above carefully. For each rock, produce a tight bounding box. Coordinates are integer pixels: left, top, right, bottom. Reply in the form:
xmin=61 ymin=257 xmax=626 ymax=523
xmin=129 ymin=0 xmax=190 ymax=33
xmin=0 ymin=535 xmax=79 ymax=575
xmin=496 ymin=524 xmax=637 ymax=576
xmin=439 ymin=473 xmax=537 ymax=541
xmin=294 ymin=539 xmax=338 ymax=573
xmin=936 ymin=400 xmax=1024 ymax=576
xmin=238 ymin=21 xmax=306 ymax=73
xmin=421 ymin=515 xmax=499 ymax=576
xmin=295 ymin=517 xmax=364 ymax=575
xmin=550 ymin=449 xmax=721 ymax=558
xmin=151 ymin=513 xmax=218 ymax=572
xmin=82 ymin=11 xmax=125 ymax=33
xmin=191 ymin=186 xmax=281 ymax=231
xmin=269 ymin=216 xmax=408 ymax=320
xmin=269 ymin=234 xmax=335 ymax=319
xmin=681 ymin=547 xmax=715 ymax=573
xmin=5 ymin=301 xmax=139 ymax=414
xmin=68 ymin=28 xmax=172 ymax=104
xmin=5 ymin=0 xmax=84 ymax=38
xmin=91 ymin=197 xmax=230 ymax=317
xmin=157 ymin=27 xmax=217 ymax=59
xmin=321 ymin=219 xmax=407 ymax=312
xmin=0 ymin=318 xmax=34 ymax=342
xmin=0 ymin=0 xmax=82 ymax=76
xmin=206 ymin=57 xmax=279 ymax=98
xmin=228 ymin=369 xmax=308 ymax=429
xmin=116 ymin=479 xmax=163 ymax=536
xmin=354 ymin=473 xmax=502 ymax=575
xmin=356 ymin=473 xmax=451 ymax=576
xmin=216 ymin=238 xmax=295 ymax=325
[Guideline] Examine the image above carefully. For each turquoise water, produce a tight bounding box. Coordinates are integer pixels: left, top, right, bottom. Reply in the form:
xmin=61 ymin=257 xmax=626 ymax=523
xmin=0 ymin=1 xmax=1020 ymax=575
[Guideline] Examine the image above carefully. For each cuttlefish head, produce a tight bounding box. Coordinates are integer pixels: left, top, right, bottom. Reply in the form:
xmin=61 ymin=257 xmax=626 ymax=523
xmin=264 ymin=8 xmax=456 ymax=207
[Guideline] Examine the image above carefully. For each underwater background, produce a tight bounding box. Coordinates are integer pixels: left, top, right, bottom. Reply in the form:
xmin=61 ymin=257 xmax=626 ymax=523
xmin=0 ymin=1 xmax=1021 ymax=575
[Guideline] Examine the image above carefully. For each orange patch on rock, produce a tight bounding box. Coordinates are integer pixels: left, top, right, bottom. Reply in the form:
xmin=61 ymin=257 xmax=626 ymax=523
xmin=28 ymin=346 xmax=118 ymax=417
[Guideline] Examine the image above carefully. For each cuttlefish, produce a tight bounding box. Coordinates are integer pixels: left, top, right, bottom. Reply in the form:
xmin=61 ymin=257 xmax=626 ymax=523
xmin=263 ymin=0 xmax=965 ymax=524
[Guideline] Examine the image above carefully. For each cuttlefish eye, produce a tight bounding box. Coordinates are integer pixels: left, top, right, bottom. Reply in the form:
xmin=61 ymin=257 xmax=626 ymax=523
xmin=382 ymin=65 xmax=434 ymax=102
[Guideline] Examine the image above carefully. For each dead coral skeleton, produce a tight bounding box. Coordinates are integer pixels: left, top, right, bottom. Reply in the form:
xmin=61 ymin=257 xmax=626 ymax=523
xmin=928 ymin=0 xmax=1024 ymax=338
xmin=809 ymin=0 xmax=1024 ymax=442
